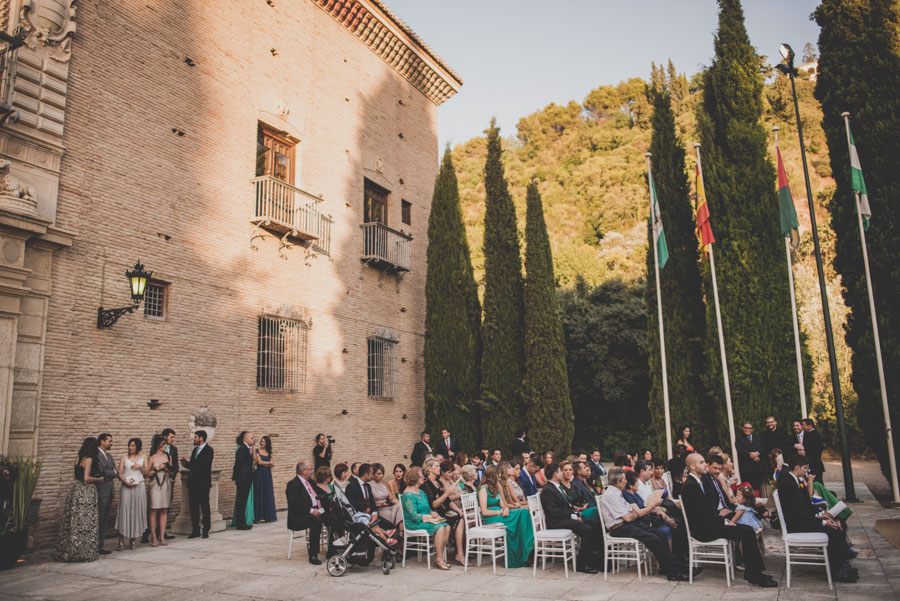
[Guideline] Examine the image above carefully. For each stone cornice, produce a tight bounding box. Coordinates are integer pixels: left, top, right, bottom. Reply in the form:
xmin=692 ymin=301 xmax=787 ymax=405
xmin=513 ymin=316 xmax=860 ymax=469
xmin=312 ymin=0 xmax=462 ymax=106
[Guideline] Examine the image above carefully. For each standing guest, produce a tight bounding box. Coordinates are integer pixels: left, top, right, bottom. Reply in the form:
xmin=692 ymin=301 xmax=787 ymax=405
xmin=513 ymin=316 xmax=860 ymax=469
xmin=332 ymin=463 xmax=351 ymax=491
xmin=434 ymin=428 xmax=459 ymax=460
xmin=500 ymin=461 xmax=528 ymax=508
xmin=147 ymin=434 xmax=173 ymax=546
xmin=253 ymin=435 xmax=277 ymax=523
xmin=386 ymin=463 xmax=406 ymax=498
xmin=459 ymin=465 xmax=478 ymax=493
xmin=313 ymin=466 xmax=333 ymax=498
xmin=401 ymin=467 xmax=451 ymax=570
xmin=370 ymin=463 xmax=403 ymax=528
xmin=735 ymin=422 xmax=765 ymax=490
xmin=470 ymin=452 xmax=486 ymax=486
xmin=478 ymin=464 xmax=534 ymax=568
xmin=313 ymin=434 xmax=332 ymax=471
xmin=681 ymin=453 xmax=777 ymax=587
xmin=115 ymin=438 xmax=148 ymax=550
xmin=676 ymin=425 xmax=695 ymax=452
xmin=519 ymin=456 xmax=541 ymax=497
xmin=286 ymin=461 xmax=324 ymax=565
xmin=180 ymin=430 xmax=213 ymax=539
xmin=588 ymin=449 xmax=606 ymax=489
xmin=510 ymin=429 xmax=530 ymax=464
xmin=539 ymin=463 xmax=602 ymax=573
xmin=57 ymin=437 xmax=104 ymax=562
xmin=231 ymin=431 xmax=255 ymax=530
xmin=801 ymin=418 xmax=825 ymax=483
xmin=95 ymin=433 xmax=117 ymax=555
xmin=761 ymin=416 xmax=792 ymax=457
xmin=792 ymin=420 xmax=807 ymax=456
xmin=410 ymin=431 xmax=432 ymax=467
xmin=161 ymin=428 xmax=179 ymax=540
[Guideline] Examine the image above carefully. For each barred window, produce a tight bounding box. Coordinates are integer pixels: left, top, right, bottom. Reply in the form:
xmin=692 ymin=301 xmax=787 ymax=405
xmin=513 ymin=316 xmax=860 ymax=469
xmin=143 ymin=282 xmax=167 ymax=319
xmin=367 ymin=327 xmax=398 ymax=399
xmin=257 ymin=316 xmax=308 ymax=392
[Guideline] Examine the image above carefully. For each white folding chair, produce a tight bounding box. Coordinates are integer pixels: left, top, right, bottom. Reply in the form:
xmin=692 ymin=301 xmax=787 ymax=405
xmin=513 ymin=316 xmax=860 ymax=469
xmin=662 ymin=471 xmax=673 ymax=491
xmin=773 ymin=491 xmax=832 ymax=589
xmin=527 ymin=494 xmax=577 ymax=578
xmin=287 ymin=524 xmax=329 ymax=559
xmin=595 ymin=494 xmax=645 ymax=581
xmin=679 ymin=496 xmax=734 ymax=586
xmin=398 ymin=493 xmax=436 ymax=569
xmin=460 ymin=491 xmax=508 ymax=573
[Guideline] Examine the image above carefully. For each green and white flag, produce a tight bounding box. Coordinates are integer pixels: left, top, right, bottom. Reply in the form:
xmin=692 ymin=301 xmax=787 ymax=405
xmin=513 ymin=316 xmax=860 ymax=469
xmin=848 ymin=125 xmax=872 ymax=230
xmin=650 ymin=170 xmax=669 ymax=269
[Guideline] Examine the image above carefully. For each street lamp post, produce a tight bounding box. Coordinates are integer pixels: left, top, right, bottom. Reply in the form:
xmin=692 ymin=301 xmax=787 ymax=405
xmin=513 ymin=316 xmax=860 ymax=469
xmin=776 ymin=43 xmax=857 ymax=502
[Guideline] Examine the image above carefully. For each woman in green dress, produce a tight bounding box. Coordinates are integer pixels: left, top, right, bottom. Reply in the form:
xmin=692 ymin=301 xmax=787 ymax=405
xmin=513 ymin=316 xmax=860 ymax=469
xmin=400 ymin=466 xmax=452 ymax=570
xmin=478 ymin=464 xmax=534 ymax=568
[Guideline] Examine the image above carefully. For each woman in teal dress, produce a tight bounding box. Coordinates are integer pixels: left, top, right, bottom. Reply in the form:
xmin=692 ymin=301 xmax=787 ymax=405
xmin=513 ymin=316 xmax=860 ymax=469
xmin=400 ymin=466 xmax=452 ymax=570
xmin=478 ymin=465 xmax=534 ymax=568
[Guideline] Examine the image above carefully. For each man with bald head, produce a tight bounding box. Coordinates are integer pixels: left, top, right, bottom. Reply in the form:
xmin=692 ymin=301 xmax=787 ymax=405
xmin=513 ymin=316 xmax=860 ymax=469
xmin=681 ymin=453 xmax=777 ymax=588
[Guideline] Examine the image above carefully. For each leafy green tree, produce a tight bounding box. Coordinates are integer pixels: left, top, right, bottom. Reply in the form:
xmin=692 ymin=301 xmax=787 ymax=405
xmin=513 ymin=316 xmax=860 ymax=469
xmin=522 ymin=181 xmax=573 ymax=456
xmin=645 ymin=85 xmax=714 ymax=452
xmin=814 ymin=0 xmax=900 ymax=477
xmin=696 ymin=0 xmax=811 ymax=442
xmin=424 ymin=148 xmax=483 ymax=450
xmin=559 ymin=277 xmax=651 ymax=455
xmin=480 ymin=120 xmax=525 ymax=450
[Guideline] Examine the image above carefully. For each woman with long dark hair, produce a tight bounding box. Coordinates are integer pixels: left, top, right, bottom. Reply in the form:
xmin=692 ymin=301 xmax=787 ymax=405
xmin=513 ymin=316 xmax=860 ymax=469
xmin=676 ymin=424 xmax=695 ymax=452
xmin=116 ymin=437 xmax=149 ymax=550
xmin=57 ymin=437 xmax=105 ymax=562
xmin=253 ymin=435 xmax=277 ymax=522
xmin=478 ymin=464 xmax=534 ymax=568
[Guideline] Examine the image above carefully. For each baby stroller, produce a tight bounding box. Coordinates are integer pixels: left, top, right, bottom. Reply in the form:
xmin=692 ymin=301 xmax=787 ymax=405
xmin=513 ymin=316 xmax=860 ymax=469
xmin=321 ymin=486 xmax=399 ymax=577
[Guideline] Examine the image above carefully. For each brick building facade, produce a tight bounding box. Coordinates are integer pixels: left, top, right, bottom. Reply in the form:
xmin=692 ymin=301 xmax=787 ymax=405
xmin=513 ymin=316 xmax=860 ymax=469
xmin=0 ymin=0 xmax=460 ymax=547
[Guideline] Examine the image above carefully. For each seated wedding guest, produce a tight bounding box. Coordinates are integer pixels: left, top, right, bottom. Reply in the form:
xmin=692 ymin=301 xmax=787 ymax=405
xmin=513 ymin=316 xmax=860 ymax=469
xmin=650 ymin=458 xmax=668 ymax=491
xmin=681 ymin=453 xmax=777 ymax=587
xmin=116 ymin=437 xmax=148 ymax=551
xmin=776 ymin=454 xmax=857 ymax=582
xmin=728 ymin=484 xmax=763 ymax=532
xmin=313 ymin=466 xmax=333 ymax=498
xmin=454 ymin=451 xmax=469 ymax=468
xmin=540 ymin=463 xmax=603 ymax=573
xmin=350 ymin=462 xmax=360 ymax=477
xmin=370 ymin=463 xmax=403 ymax=529
xmin=534 ymin=455 xmax=549 ymax=487
xmin=471 ymin=452 xmax=486 ymax=486
xmin=704 ymin=454 xmax=736 ymax=519
xmin=676 ymin=424 xmax=695 ymax=452
xmin=769 ymin=448 xmax=784 ymax=481
xmin=330 ymin=473 xmax=398 ymax=547
xmin=490 ymin=448 xmax=503 ymax=466
xmin=600 ymin=468 xmax=689 ymax=581
xmin=401 ymin=467 xmax=451 ymax=569
xmin=667 ymin=445 xmax=688 ymax=498
xmin=478 ymin=464 xmax=534 ymax=568
xmin=623 ymin=469 xmax=673 ymax=541
xmin=569 ymin=461 xmax=599 ymax=521
xmin=519 ymin=456 xmax=542 ymax=497
xmin=543 ymin=451 xmax=554 ymax=467
xmin=422 ymin=458 xmax=465 ymax=563
xmin=708 ymin=446 xmax=724 ymax=455
xmin=386 ymin=463 xmax=406 ymax=498
xmin=286 ymin=461 xmax=324 ymax=565
xmin=57 ymin=437 xmax=104 ymax=562
xmin=612 ymin=450 xmax=632 ymax=471
xmin=332 ymin=463 xmax=351 ymax=492
xmin=633 ymin=460 xmax=655 ymax=501
xmin=718 ymin=454 xmax=740 ymax=503
xmin=500 ymin=461 xmax=528 ymax=508
xmin=459 ymin=464 xmax=478 ymax=493
xmin=642 ymin=449 xmax=654 ymax=462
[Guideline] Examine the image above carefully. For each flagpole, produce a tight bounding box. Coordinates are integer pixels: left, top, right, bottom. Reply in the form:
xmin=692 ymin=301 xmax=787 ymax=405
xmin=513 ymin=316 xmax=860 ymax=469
xmin=841 ymin=112 xmax=899 ymax=505
xmin=694 ymin=143 xmax=739 ymax=481
xmin=773 ymin=126 xmax=808 ymax=419
xmin=646 ymin=153 xmax=674 ymax=461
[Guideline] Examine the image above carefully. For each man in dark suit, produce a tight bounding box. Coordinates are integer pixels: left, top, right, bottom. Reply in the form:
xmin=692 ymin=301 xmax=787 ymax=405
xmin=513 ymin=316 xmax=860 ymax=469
xmin=761 ymin=416 xmax=792 ymax=457
xmin=704 ymin=454 xmax=736 ymax=518
xmin=539 ymin=463 xmax=601 ymax=573
xmin=735 ymin=422 xmax=765 ymax=490
xmin=519 ymin=457 xmax=541 ymax=497
xmin=510 ymin=429 xmax=530 ymax=463
xmin=791 ymin=420 xmax=806 ymax=456
xmin=777 ymin=454 xmax=857 ymax=582
xmin=95 ymin=433 xmax=117 ymax=554
xmin=588 ymin=449 xmax=607 ymax=489
xmin=682 ymin=453 xmax=777 ymax=587
xmin=434 ymin=428 xmax=459 ymax=460
xmin=162 ymin=428 xmax=179 ymax=540
xmin=801 ymin=418 xmax=826 ymax=483
xmin=180 ymin=430 xmax=214 ymax=538
xmin=410 ymin=431 xmax=432 ymax=467
xmin=345 ymin=463 xmax=393 ymax=529
xmin=232 ymin=431 xmax=255 ymax=530
xmin=287 ymin=461 xmax=324 ymax=565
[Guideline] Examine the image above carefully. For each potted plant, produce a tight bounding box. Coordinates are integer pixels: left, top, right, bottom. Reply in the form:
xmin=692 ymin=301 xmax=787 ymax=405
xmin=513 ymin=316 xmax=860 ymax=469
xmin=0 ymin=456 xmax=41 ymax=569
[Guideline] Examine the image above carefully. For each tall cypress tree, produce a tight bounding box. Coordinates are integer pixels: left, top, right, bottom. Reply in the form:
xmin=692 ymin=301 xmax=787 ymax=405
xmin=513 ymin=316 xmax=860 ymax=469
xmin=696 ymin=0 xmax=809 ymax=441
xmin=523 ymin=181 xmax=573 ymax=456
xmin=815 ymin=0 xmax=900 ymax=477
xmin=424 ymin=148 xmax=483 ymax=450
xmin=480 ymin=120 xmax=525 ymax=451
xmin=645 ymin=85 xmax=713 ymax=452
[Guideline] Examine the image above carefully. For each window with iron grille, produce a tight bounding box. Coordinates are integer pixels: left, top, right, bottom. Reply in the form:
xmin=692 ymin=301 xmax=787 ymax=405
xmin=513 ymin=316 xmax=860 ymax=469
xmin=257 ymin=316 xmax=308 ymax=392
xmin=367 ymin=327 xmax=398 ymax=399
xmin=143 ymin=282 xmax=167 ymax=319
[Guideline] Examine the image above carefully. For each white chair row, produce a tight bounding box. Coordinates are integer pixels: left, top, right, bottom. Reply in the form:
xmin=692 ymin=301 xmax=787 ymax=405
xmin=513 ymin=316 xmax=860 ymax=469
xmin=594 ymin=494 xmax=650 ymax=581
xmin=526 ymin=494 xmax=577 ymax=578
xmin=678 ymin=496 xmax=735 ymax=586
xmin=773 ymin=490 xmax=832 ymax=589
xmin=398 ymin=492 xmax=438 ymax=569
xmin=287 ymin=523 xmax=330 ymax=559
xmin=459 ymin=491 xmax=508 ymax=574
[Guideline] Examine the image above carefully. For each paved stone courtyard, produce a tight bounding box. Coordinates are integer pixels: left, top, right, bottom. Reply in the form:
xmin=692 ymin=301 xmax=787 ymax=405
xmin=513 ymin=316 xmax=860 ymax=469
xmin=2 ymin=482 xmax=898 ymax=601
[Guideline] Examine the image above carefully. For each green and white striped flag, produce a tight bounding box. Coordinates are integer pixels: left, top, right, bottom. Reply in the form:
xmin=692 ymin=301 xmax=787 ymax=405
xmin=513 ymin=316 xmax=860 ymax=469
xmin=650 ymin=170 xmax=669 ymax=269
xmin=848 ymin=125 xmax=872 ymax=230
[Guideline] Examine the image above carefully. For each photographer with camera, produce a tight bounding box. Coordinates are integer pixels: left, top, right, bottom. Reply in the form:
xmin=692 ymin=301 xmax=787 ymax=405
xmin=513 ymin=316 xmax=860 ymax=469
xmin=313 ymin=433 xmax=333 ymax=471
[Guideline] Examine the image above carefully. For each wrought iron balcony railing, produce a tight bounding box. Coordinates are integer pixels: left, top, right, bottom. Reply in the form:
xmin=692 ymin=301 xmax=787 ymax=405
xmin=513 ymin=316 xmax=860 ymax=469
xmin=361 ymin=222 xmax=412 ymax=272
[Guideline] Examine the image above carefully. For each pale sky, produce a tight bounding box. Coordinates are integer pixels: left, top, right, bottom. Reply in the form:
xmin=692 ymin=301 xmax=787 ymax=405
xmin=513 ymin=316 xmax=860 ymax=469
xmin=385 ymin=0 xmax=822 ymax=149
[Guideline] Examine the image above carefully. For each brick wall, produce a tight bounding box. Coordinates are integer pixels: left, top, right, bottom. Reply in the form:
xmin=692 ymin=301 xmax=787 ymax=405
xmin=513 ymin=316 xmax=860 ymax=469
xmin=34 ymin=0 xmax=442 ymax=547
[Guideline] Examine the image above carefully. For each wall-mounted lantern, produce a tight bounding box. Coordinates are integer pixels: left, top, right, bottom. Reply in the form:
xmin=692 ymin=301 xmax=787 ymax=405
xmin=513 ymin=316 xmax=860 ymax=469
xmin=97 ymin=261 xmax=152 ymax=328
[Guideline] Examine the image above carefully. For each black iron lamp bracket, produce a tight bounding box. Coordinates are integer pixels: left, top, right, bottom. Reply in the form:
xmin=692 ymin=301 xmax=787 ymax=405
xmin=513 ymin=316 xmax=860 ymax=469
xmin=97 ymin=305 xmax=138 ymax=329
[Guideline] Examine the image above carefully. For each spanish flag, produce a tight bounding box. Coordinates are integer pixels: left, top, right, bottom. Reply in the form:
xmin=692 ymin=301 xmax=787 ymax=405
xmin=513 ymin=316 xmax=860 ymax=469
xmin=695 ymin=166 xmax=715 ymax=256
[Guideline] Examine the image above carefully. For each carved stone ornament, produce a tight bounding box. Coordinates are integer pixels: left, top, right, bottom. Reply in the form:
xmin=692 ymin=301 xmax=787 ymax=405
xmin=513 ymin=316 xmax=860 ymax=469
xmin=260 ymin=302 xmax=312 ymax=327
xmin=0 ymin=158 xmax=39 ymax=217
xmin=20 ymin=0 xmax=77 ymax=62
xmin=189 ymin=408 xmax=217 ymax=443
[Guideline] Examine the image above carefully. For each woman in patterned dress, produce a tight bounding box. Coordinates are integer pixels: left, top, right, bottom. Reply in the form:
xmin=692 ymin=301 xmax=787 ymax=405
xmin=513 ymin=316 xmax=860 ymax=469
xmin=57 ymin=437 xmax=104 ymax=562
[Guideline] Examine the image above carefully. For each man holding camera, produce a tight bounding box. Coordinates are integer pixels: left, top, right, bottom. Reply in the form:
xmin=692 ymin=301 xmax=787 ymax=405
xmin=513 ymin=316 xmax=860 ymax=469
xmin=314 ymin=433 xmax=333 ymax=471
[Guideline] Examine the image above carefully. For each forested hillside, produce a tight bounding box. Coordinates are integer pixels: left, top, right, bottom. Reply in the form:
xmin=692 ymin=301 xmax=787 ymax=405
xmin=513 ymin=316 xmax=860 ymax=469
xmin=451 ymin=59 xmax=863 ymax=452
